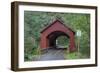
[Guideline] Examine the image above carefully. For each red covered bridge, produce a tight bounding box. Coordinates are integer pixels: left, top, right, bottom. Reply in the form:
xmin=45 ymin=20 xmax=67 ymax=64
xmin=40 ymin=19 xmax=76 ymax=52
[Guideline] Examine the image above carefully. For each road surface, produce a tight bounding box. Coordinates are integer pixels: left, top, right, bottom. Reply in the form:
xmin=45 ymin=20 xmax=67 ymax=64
xmin=33 ymin=48 xmax=66 ymax=61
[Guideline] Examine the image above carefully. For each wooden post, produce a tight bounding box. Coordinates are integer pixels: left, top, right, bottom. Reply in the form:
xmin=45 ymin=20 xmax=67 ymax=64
xmin=77 ymin=37 xmax=80 ymax=57
xmin=76 ymin=30 xmax=81 ymax=57
xmin=31 ymin=37 xmax=36 ymax=46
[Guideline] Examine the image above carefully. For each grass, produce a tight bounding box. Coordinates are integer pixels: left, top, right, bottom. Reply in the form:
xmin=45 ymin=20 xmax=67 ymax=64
xmin=64 ymin=51 xmax=88 ymax=59
xmin=65 ymin=52 xmax=79 ymax=59
xmin=24 ymin=46 xmax=41 ymax=61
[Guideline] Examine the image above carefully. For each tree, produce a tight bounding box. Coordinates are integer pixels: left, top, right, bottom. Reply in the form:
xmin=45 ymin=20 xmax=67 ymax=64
xmin=24 ymin=11 xmax=90 ymax=61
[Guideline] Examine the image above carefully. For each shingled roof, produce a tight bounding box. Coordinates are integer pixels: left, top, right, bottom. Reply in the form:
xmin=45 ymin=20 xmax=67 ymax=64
xmin=40 ymin=19 xmax=75 ymax=34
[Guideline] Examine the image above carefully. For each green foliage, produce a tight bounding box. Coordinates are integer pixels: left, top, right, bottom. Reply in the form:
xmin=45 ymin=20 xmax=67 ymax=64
xmin=65 ymin=52 xmax=88 ymax=59
xmin=56 ymin=36 xmax=69 ymax=47
xmin=66 ymin=52 xmax=78 ymax=59
xmin=24 ymin=11 xmax=90 ymax=61
xmin=24 ymin=45 xmax=41 ymax=61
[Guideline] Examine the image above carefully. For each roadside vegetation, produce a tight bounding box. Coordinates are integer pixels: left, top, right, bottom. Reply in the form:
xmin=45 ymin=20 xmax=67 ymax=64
xmin=24 ymin=11 xmax=90 ymax=61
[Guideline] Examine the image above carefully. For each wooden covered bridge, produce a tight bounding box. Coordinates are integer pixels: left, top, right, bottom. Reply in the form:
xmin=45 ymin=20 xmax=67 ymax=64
xmin=40 ymin=19 xmax=76 ymax=52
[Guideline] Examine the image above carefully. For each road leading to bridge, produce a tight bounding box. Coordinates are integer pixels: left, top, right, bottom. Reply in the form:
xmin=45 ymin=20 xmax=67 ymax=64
xmin=33 ymin=48 xmax=66 ymax=61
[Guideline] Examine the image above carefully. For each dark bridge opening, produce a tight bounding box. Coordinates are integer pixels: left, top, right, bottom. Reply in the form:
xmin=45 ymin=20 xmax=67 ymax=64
xmin=47 ymin=31 xmax=69 ymax=49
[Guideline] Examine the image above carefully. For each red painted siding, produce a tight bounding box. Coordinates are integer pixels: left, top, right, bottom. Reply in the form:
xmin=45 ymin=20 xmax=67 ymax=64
xmin=40 ymin=20 xmax=76 ymax=52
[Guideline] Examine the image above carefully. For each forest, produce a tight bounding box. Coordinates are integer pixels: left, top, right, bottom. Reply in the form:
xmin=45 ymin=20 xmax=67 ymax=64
xmin=24 ymin=11 xmax=90 ymax=61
